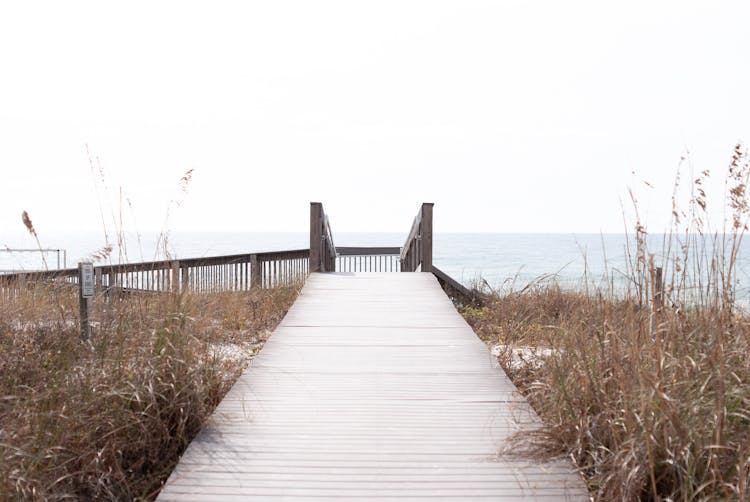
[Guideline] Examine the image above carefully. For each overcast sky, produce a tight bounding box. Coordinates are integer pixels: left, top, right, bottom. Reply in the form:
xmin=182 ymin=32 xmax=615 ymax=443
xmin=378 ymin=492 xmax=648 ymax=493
xmin=2 ymin=1 xmax=749 ymax=238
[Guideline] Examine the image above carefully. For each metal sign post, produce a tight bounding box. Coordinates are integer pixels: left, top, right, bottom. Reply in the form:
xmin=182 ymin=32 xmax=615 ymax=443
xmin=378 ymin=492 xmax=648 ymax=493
xmin=79 ymin=262 xmax=94 ymax=341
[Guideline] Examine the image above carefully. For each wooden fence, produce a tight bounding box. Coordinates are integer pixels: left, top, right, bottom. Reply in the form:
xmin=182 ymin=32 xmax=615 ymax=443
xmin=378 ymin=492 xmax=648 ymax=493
xmin=0 ymin=249 xmax=309 ymax=300
xmin=2 ymin=202 xmax=447 ymax=300
xmin=309 ymin=202 xmax=434 ymax=274
xmin=336 ymin=247 xmax=401 ymax=272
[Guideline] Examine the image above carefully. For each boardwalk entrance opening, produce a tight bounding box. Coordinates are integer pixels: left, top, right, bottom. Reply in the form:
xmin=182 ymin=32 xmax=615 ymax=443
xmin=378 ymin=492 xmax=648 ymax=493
xmin=309 ymin=202 xmax=433 ymax=274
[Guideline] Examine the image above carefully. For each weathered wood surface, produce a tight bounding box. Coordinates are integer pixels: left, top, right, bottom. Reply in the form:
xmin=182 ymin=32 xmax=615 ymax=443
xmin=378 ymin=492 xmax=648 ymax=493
xmin=400 ymin=203 xmax=434 ymax=273
xmin=309 ymin=202 xmax=336 ymax=273
xmin=159 ymin=273 xmax=588 ymax=501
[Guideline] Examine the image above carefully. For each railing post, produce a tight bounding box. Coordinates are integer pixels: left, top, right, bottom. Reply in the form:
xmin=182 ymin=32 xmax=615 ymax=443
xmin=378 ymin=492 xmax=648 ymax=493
xmin=181 ymin=264 xmax=190 ymax=292
xmin=94 ymin=267 xmax=102 ymax=295
xmin=171 ymin=260 xmax=180 ymax=293
xmin=310 ymin=202 xmax=323 ymax=273
xmin=420 ymin=203 xmax=433 ymax=272
xmin=250 ymin=254 xmax=261 ymax=288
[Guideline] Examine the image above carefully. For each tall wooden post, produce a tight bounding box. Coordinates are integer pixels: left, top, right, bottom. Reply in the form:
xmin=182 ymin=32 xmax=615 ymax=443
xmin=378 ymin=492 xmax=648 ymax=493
xmin=94 ymin=267 xmax=102 ymax=294
xmin=93 ymin=266 xmax=103 ymax=323
xmin=420 ymin=203 xmax=434 ymax=272
xmin=310 ymin=202 xmax=323 ymax=273
xmin=654 ymin=266 xmax=664 ymax=312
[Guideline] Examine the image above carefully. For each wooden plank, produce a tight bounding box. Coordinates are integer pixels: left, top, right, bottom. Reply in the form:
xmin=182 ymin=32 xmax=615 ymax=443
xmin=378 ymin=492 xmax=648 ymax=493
xmin=158 ymin=273 xmax=587 ymax=500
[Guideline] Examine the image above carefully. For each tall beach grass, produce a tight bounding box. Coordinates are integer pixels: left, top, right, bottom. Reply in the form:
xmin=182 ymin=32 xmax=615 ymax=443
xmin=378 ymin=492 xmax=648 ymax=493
xmin=0 ymin=282 xmax=299 ymax=500
xmin=463 ymin=145 xmax=750 ymax=500
xmin=1 ymin=160 xmax=303 ymax=499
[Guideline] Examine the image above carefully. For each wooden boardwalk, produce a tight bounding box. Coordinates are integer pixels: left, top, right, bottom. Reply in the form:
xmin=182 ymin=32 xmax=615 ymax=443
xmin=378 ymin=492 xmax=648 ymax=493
xmin=158 ymin=273 xmax=588 ymax=501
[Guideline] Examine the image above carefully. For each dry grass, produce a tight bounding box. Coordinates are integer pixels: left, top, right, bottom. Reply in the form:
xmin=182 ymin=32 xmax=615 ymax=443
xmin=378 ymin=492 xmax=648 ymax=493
xmin=462 ymin=145 xmax=750 ymax=501
xmin=0 ymin=283 xmax=299 ymax=500
xmin=464 ymin=286 xmax=750 ymax=500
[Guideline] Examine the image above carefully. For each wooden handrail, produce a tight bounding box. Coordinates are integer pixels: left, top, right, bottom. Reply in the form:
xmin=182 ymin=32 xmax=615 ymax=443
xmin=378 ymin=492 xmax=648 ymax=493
xmin=324 ymin=215 xmax=336 ymax=270
xmin=0 ymin=249 xmax=309 ymax=280
xmin=336 ymin=247 xmax=400 ymax=256
xmin=400 ymin=214 xmax=422 ymax=261
xmin=0 ymin=248 xmax=310 ymax=295
xmin=432 ymin=266 xmax=481 ymax=305
xmin=400 ymin=203 xmax=434 ymax=272
xmin=3 ymin=202 xmax=442 ymax=296
xmin=334 ymin=246 xmax=401 ymax=273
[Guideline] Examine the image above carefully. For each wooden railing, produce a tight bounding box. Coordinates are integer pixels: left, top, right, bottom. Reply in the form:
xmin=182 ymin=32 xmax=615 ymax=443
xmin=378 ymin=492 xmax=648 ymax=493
xmin=0 ymin=249 xmax=309 ymax=300
xmin=309 ymin=202 xmax=336 ymax=272
xmin=309 ymin=202 xmax=433 ymax=274
xmin=400 ymin=203 xmax=434 ymax=272
xmin=336 ymin=247 xmax=401 ymax=272
xmin=2 ymin=202 xmax=442 ymax=300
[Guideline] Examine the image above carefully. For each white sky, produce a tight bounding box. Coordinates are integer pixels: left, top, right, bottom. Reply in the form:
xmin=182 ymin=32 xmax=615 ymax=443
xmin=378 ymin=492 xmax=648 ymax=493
xmin=1 ymin=1 xmax=749 ymax=237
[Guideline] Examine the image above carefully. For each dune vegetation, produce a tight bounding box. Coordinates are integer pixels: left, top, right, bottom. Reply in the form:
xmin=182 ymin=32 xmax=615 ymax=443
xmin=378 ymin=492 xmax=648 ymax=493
xmin=462 ymin=145 xmax=750 ymax=500
xmin=0 ymin=282 xmax=299 ymax=500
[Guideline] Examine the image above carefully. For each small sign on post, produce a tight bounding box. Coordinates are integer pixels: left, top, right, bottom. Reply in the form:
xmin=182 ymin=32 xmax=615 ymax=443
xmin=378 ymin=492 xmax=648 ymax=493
xmin=81 ymin=263 xmax=94 ymax=298
xmin=79 ymin=262 xmax=94 ymax=341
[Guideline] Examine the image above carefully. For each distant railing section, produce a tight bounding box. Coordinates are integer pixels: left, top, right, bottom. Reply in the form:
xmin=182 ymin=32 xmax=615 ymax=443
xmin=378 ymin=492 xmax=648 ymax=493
xmin=309 ymin=202 xmax=434 ymax=274
xmin=0 ymin=249 xmax=309 ymax=300
xmin=335 ymin=247 xmax=401 ymax=272
xmin=0 ymin=248 xmax=68 ymax=271
xmin=400 ymin=203 xmax=434 ymax=272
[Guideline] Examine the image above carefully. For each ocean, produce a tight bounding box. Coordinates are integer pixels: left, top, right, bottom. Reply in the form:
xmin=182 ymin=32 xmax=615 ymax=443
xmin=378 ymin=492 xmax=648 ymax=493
xmin=3 ymin=231 xmax=750 ymax=298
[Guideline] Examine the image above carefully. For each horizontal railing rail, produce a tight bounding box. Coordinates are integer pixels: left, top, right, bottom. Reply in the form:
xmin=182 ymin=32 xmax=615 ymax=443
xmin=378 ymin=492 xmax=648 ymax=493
xmin=336 ymin=246 xmax=401 ymax=255
xmin=0 ymin=248 xmax=310 ymax=300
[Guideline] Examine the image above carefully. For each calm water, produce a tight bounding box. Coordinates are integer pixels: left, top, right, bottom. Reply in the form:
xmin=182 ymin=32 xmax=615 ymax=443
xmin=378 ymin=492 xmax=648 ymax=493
xmin=4 ymin=231 xmax=750 ymax=297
